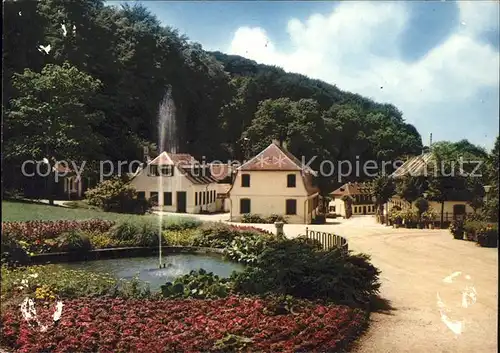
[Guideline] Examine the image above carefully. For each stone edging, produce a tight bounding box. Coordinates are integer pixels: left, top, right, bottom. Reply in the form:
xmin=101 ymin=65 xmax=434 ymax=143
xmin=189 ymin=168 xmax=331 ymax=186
xmin=29 ymin=246 xmax=226 ymax=265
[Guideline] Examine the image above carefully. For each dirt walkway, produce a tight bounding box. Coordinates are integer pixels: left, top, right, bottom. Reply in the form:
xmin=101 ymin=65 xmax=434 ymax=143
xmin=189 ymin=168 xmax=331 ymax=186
xmin=289 ymin=217 xmax=497 ymax=353
xmin=169 ymin=213 xmax=497 ymax=353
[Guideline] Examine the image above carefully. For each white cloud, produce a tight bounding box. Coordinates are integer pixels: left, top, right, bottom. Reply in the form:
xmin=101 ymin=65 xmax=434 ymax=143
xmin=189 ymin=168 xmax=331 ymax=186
xmin=227 ymin=1 xmax=500 ymax=147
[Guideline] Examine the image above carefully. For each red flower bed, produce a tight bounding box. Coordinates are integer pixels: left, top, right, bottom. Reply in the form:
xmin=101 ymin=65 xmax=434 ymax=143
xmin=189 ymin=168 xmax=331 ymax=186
xmin=1 ymin=297 xmax=366 ymax=352
xmin=2 ymin=220 xmax=115 ymax=241
xmin=229 ymin=225 xmax=274 ymax=236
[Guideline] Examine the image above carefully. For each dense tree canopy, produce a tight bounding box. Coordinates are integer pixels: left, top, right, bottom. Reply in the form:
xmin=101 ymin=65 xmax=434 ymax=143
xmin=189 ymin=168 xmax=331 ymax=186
xmin=2 ymin=0 xmax=436 ymax=195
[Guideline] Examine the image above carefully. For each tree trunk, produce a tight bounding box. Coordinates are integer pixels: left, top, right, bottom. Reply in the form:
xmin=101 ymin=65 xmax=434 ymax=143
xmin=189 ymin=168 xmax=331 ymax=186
xmin=440 ymin=201 xmax=444 ymax=229
xmin=47 ymin=168 xmax=54 ymax=205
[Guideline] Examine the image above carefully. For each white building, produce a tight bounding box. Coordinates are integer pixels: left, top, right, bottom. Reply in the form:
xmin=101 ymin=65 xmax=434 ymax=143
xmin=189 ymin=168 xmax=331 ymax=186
xmin=129 ymin=152 xmax=219 ymax=213
xmin=229 ymin=141 xmax=320 ymax=224
xmin=329 ymin=182 xmax=376 ymax=217
xmin=386 ymin=152 xmax=474 ymax=221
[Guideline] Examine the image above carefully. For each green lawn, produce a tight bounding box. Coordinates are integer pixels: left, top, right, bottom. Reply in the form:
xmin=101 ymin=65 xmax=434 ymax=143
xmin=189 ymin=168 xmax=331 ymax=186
xmin=1 ymin=200 xmax=164 ymax=222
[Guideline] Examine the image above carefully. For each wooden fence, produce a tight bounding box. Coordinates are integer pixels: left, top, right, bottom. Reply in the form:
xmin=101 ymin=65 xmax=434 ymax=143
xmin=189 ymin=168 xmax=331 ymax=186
xmin=304 ymin=228 xmax=348 ymax=254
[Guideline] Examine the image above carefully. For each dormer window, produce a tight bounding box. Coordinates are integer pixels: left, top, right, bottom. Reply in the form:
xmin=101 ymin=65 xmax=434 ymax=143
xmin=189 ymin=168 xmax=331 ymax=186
xmin=160 ymin=165 xmax=174 ymax=176
xmin=149 ymin=165 xmax=159 ymax=176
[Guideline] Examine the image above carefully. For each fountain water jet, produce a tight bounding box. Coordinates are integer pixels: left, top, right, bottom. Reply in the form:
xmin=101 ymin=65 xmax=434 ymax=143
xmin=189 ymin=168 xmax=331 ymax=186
xmin=157 ymin=87 xmax=178 ymax=268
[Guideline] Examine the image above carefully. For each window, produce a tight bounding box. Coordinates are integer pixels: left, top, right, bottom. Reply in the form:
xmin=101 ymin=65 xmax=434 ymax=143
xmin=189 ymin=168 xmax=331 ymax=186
xmin=195 ymin=192 xmax=198 ymax=206
xmin=213 ymin=190 xmax=217 ymax=201
xmin=453 ymin=204 xmax=466 ymax=215
xmin=160 ymin=165 xmax=174 ymax=176
xmin=163 ymin=192 xmax=172 ymax=206
xmin=241 ymin=174 xmax=250 ymax=187
xmin=240 ymin=198 xmax=251 ymax=214
xmin=150 ymin=192 xmax=158 ymax=205
xmin=286 ymin=199 xmax=297 ymax=215
xmin=137 ymin=191 xmax=145 ymax=199
xmin=148 ymin=165 xmax=159 ymax=176
xmin=287 ymin=174 xmax=296 ymax=187
xmin=202 ymin=191 xmax=206 ymax=205
xmin=198 ymin=192 xmax=202 ymax=205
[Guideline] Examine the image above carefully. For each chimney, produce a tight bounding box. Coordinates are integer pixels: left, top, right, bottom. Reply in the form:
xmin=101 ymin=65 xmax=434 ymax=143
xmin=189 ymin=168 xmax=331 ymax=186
xmin=429 ymin=133 xmax=433 ymax=148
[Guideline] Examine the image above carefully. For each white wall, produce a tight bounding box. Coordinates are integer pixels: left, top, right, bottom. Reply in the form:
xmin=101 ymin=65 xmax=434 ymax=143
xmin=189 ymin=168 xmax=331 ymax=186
xmin=229 ymin=170 xmax=317 ymax=224
xmin=130 ymin=167 xmax=217 ymax=214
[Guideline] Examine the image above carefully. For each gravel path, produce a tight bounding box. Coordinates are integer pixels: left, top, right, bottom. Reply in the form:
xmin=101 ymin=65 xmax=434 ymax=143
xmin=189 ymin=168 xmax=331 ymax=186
xmin=160 ymin=213 xmax=498 ymax=353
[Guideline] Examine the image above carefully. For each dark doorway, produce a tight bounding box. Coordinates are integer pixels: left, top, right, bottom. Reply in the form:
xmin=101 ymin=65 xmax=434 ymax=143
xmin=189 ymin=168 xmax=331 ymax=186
xmin=176 ymin=192 xmax=186 ymax=213
xmin=363 ymin=206 xmax=367 ymax=215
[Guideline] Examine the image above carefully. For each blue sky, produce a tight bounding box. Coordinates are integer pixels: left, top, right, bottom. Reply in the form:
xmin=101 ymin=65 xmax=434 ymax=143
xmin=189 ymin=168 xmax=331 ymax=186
xmin=108 ymin=1 xmax=499 ymax=150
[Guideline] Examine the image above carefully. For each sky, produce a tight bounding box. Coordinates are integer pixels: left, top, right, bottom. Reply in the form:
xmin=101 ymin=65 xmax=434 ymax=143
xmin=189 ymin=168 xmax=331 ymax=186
xmin=109 ymin=1 xmax=499 ymax=150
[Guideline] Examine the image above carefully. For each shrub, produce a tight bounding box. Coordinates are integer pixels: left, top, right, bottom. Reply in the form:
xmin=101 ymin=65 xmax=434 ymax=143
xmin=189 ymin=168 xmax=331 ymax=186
xmin=1 ymin=265 xmax=150 ymax=301
xmin=464 ymin=220 xmax=483 ymax=241
xmin=241 ymin=213 xmax=268 ymax=223
xmin=477 ymin=224 xmax=498 ymax=248
xmin=109 ymin=221 xmax=140 ymax=243
xmin=85 ymin=177 xmax=151 ymax=214
xmin=88 ymin=232 xmax=117 ymax=249
xmin=401 ymin=209 xmax=418 ymax=227
xmin=224 ymin=234 xmax=270 ymax=265
xmin=1 ymin=233 xmax=30 ymax=266
xmin=414 ymin=198 xmax=429 ymax=220
xmin=192 ymin=222 xmax=240 ymax=248
xmin=134 ymin=221 xmax=160 ymax=247
xmin=449 ymin=220 xmax=464 ymax=240
xmin=109 ymin=220 xmax=159 ymax=247
xmin=312 ymin=215 xmax=326 ymax=224
xmin=232 ymin=238 xmax=381 ymax=306
xmin=163 ymin=229 xmax=198 ymax=246
xmin=482 ymin=196 xmax=499 ymax=223
xmin=421 ymin=208 xmax=437 ymax=222
xmin=162 ymin=217 xmax=201 ymax=231
xmin=55 ymin=229 xmax=92 ymax=253
xmin=160 ymin=269 xmax=232 ymax=299
xmin=266 ymin=214 xmax=288 ymax=223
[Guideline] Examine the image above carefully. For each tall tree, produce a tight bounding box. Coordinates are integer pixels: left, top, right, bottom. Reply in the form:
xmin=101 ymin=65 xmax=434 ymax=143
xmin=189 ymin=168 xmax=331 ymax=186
xmin=5 ymin=62 xmax=104 ymax=204
xmin=370 ymin=176 xmax=396 ymax=223
xmin=396 ymin=176 xmax=423 ymax=204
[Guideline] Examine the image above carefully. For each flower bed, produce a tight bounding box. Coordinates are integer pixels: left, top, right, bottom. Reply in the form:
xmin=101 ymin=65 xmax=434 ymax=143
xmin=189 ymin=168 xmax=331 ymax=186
xmin=2 ymin=220 xmax=115 ymax=242
xmin=228 ymin=225 xmax=274 ymax=236
xmin=0 ymin=296 xmax=367 ymax=353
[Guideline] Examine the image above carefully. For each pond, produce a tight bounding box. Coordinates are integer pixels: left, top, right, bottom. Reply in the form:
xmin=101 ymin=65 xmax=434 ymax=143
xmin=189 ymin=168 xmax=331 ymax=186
xmin=62 ymin=254 xmax=245 ymax=292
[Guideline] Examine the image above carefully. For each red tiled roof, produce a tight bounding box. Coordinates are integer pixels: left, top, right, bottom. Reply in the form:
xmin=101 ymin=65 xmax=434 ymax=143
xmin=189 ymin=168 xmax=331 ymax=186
xmin=149 ymin=152 xmax=198 ymax=166
xmin=178 ymin=166 xmax=218 ymax=185
xmin=238 ymin=142 xmax=316 ymax=174
xmin=390 ymin=152 xmax=434 ymax=178
xmin=331 ymin=182 xmax=372 ymax=196
xmin=131 ymin=151 xmax=216 ymax=185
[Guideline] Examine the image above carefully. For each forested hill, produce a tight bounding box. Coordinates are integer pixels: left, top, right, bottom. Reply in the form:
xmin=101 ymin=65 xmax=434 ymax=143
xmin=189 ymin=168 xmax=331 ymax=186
xmin=3 ymin=0 xmax=422 ymax=193
xmin=209 ymin=51 xmax=423 ymax=162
